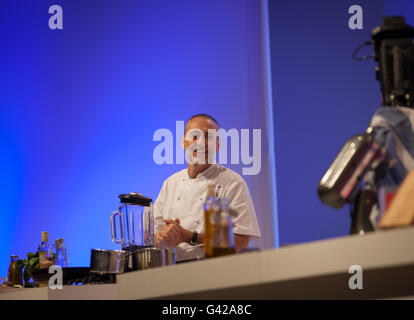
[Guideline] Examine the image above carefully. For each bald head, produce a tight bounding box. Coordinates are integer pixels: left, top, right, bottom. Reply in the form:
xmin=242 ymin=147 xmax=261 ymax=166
xmin=184 ymin=114 xmax=220 ymax=133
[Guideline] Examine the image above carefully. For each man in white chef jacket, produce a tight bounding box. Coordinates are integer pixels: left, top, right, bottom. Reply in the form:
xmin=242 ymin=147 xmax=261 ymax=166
xmin=153 ymin=114 xmax=261 ymax=262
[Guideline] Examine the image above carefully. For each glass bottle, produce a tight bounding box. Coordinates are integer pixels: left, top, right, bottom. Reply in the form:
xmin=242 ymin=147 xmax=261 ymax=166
xmin=7 ymin=255 xmax=22 ymax=286
xmin=38 ymin=231 xmax=53 ymax=269
xmin=211 ymin=198 xmax=235 ymax=257
xmin=204 ymin=184 xmax=219 ymax=258
xmin=54 ymin=238 xmax=68 ymax=268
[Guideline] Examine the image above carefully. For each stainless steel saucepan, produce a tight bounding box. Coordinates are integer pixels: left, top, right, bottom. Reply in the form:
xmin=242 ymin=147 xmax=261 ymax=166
xmin=90 ymin=249 xmax=130 ymax=274
xmin=130 ymin=247 xmax=175 ymax=271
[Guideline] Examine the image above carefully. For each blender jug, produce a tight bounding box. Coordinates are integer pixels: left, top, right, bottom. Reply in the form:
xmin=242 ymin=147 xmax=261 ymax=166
xmin=110 ymin=193 xmax=154 ymax=249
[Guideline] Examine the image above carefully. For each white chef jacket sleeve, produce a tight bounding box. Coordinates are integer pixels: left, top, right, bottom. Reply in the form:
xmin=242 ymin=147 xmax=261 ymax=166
xmin=153 ymin=181 xmax=167 ymax=234
xmin=225 ymin=178 xmax=261 ymax=238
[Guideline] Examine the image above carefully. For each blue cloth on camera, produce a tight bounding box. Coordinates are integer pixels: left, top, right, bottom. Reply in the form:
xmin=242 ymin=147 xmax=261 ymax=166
xmin=370 ymin=106 xmax=414 ymax=188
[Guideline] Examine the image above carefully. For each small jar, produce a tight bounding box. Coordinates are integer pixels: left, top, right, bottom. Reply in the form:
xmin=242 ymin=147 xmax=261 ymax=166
xmin=211 ymin=198 xmax=235 ymax=257
xmin=7 ymin=255 xmax=22 ymax=286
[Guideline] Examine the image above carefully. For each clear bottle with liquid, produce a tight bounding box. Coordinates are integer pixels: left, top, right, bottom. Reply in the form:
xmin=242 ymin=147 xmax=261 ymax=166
xmin=38 ymin=231 xmax=53 ymax=269
xmin=54 ymin=238 xmax=68 ymax=268
xmin=204 ymin=184 xmax=219 ymax=258
xmin=211 ymin=198 xmax=235 ymax=257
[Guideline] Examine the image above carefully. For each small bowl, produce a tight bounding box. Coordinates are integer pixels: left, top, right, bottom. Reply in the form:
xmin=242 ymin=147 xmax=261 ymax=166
xmin=30 ymin=268 xmax=50 ymax=284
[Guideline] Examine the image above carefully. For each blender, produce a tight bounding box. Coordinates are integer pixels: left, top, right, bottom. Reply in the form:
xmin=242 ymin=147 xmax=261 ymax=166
xmin=110 ymin=192 xmax=175 ymax=271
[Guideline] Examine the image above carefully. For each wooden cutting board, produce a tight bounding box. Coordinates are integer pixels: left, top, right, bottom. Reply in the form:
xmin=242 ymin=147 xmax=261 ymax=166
xmin=379 ymin=170 xmax=414 ymax=228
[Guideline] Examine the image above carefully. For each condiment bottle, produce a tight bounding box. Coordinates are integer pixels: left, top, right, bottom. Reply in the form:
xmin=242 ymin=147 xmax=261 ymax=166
xmin=211 ymin=198 xmax=235 ymax=257
xmin=7 ymin=255 xmax=22 ymax=286
xmin=54 ymin=238 xmax=68 ymax=268
xmin=204 ymin=184 xmax=218 ymax=258
xmin=38 ymin=231 xmax=53 ymax=269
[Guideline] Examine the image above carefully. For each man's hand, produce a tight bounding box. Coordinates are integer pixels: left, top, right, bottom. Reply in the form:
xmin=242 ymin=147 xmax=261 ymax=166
xmin=156 ymin=218 xmax=192 ymax=248
xmin=234 ymin=234 xmax=250 ymax=253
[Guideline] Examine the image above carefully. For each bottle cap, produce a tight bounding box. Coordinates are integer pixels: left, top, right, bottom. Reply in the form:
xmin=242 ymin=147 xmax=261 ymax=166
xmin=41 ymin=231 xmax=49 ymax=242
xmin=207 ymin=184 xmax=215 ymax=198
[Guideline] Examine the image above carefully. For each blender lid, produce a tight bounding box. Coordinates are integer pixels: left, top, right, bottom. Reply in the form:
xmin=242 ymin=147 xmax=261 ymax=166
xmin=119 ymin=193 xmax=153 ymax=206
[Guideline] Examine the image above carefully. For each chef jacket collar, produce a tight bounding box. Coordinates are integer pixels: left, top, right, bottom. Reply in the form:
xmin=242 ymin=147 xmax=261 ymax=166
xmin=185 ymin=164 xmax=218 ymax=181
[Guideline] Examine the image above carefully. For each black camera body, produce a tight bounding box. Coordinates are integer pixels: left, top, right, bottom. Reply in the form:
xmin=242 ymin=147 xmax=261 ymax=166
xmin=372 ymin=16 xmax=414 ymax=108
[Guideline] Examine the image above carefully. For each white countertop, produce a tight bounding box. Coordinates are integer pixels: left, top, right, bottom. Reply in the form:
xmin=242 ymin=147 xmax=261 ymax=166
xmin=2 ymin=226 xmax=414 ymax=300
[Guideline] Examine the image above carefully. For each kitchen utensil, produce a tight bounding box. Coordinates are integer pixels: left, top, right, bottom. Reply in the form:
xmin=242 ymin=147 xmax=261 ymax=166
xmin=90 ymin=249 xmax=130 ymax=274
xmin=130 ymin=247 xmax=175 ymax=271
xmin=110 ymin=193 xmax=154 ymax=248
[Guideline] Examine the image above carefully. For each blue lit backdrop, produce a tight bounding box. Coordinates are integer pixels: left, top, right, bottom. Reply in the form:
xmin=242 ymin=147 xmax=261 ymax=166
xmin=0 ymin=0 xmax=274 ymax=274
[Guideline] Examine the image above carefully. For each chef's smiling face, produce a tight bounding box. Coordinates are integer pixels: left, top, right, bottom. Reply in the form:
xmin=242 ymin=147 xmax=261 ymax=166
xmin=183 ymin=116 xmax=220 ymax=165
